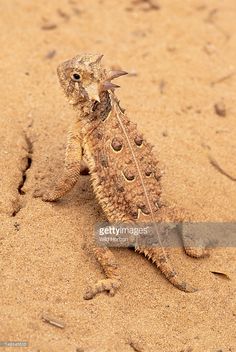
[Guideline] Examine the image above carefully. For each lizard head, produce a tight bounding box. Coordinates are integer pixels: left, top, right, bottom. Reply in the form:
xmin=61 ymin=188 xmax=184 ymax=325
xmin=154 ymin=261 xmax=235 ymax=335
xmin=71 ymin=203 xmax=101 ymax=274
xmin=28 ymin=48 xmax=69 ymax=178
xmin=57 ymin=53 xmax=127 ymax=106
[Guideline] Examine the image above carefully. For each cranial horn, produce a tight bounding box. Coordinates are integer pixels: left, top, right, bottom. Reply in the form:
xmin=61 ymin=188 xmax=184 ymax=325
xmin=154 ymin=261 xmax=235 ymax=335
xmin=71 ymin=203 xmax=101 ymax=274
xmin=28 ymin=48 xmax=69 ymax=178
xmin=90 ymin=54 xmax=104 ymax=65
xmin=107 ymin=70 xmax=128 ymax=80
xmin=101 ymin=81 xmax=120 ymax=91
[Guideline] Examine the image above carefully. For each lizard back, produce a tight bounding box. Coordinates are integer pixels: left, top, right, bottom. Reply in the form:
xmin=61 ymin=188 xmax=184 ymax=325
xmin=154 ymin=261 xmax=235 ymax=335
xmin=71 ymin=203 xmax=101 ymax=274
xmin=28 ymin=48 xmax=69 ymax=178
xmin=82 ymin=91 xmax=163 ymax=223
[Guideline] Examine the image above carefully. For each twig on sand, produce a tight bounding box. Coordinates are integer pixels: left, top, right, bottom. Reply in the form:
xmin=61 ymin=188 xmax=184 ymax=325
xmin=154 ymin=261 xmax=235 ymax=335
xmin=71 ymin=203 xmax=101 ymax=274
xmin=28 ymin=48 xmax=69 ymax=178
xmin=208 ymin=155 xmax=236 ymax=181
xmin=129 ymin=340 xmax=144 ymax=352
xmin=211 ymin=72 xmax=236 ymax=86
xmin=205 ymin=8 xmax=230 ymax=40
xmin=42 ymin=315 xmax=65 ymax=329
xmin=132 ymin=0 xmax=160 ymax=11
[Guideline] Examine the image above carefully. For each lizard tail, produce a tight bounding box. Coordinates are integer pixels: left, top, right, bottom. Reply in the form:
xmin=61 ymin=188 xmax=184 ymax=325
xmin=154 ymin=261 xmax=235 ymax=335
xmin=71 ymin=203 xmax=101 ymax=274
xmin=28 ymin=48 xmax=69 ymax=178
xmin=135 ymin=246 xmax=197 ymax=293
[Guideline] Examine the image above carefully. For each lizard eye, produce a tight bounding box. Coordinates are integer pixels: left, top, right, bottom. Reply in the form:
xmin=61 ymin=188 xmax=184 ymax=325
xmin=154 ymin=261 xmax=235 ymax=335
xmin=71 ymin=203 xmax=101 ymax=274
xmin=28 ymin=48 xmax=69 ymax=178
xmin=72 ymin=73 xmax=81 ymax=82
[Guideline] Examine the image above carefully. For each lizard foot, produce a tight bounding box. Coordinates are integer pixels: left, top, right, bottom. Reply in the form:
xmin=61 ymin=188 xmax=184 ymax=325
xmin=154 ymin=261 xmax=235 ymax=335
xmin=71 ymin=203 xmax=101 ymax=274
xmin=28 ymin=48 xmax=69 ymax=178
xmin=181 ymin=224 xmax=212 ymax=258
xmin=83 ymin=278 xmax=121 ymax=300
xmin=33 ymin=188 xmax=59 ymax=202
xmin=184 ymin=246 xmax=210 ymax=258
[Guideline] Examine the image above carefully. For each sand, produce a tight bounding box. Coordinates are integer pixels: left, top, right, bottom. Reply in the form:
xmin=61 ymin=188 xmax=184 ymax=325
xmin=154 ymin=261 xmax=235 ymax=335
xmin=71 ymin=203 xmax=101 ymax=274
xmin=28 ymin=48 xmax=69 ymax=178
xmin=0 ymin=0 xmax=235 ymax=351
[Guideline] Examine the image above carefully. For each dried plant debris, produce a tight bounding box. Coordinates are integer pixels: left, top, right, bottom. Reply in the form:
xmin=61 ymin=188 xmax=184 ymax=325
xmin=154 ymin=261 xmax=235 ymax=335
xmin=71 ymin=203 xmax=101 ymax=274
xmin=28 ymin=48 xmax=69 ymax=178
xmin=57 ymin=8 xmax=70 ymax=21
xmin=131 ymin=0 xmax=160 ymax=11
xmin=159 ymin=79 xmax=166 ymax=94
xmin=41 ymin=7 xmax=82 ymax=31
xmin=205 ymin=8 xmax=230 ymax=40
xmin=129 ymin=340 xmax=144 ymax=352
xmin=215 ymin=128 xmax=229 ymax=134
xmin=208 ymin=155 xmax=236 ymax=182
xmin=42 ymin=315 xmax=65 ymax=329
xmin=201 ymin=142 xmax=211 ymax=150
xmin=41 ymin=22 xmax=57 ymax=30
xmin=214 ymin=101 xmax=226 ymax=117
xmin=205 ymin=8 xmax=218 ymax=23
xmin=211 ymin=271 xmax=231 ymax=281
xmin=196 ymin=4 xmax=207 ymax=11
xmin=180 ymin=348 xmax=193 ymax=352
xmin=72 ymin=7 xmax=82 ymax=15
xmin=45 ymin=49 xmax=57 ymax=59
xmin=211 ymin=71 xmax=236 ymax=86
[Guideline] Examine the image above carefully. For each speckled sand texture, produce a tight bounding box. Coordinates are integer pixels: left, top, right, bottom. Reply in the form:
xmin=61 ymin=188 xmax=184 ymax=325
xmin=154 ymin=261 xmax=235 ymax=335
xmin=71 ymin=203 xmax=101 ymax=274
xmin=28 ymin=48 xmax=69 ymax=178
xmin=0 ymin=1 xmax=235 ymax=351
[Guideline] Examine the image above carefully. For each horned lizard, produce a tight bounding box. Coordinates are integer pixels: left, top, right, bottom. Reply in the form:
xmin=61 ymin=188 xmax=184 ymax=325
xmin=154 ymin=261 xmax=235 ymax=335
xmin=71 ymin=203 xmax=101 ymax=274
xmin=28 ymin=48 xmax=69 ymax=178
xmin=35 ymin=54 xmax=208 ymax=299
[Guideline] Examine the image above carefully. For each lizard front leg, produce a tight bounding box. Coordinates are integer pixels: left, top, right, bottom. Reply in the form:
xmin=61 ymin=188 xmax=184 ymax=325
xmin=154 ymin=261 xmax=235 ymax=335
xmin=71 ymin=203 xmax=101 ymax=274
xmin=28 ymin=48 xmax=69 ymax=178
xmin=34 ymin=122 xmax=82 ymax=202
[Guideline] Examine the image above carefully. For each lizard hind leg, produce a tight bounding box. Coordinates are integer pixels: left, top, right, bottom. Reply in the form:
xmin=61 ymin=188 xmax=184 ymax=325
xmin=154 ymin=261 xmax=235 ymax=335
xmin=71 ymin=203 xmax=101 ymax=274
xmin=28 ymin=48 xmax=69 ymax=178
xmin=180 ymin=224 xmax=210 ymax=258
xmin=84 ymin=247 xmax=121 ymax=300
xmin=135 ymin=246 xmax=197 ymax=293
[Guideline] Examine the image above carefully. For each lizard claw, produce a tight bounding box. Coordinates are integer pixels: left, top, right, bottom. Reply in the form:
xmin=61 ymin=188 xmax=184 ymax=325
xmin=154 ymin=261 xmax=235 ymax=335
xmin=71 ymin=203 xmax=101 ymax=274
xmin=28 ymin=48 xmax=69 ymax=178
xmin=83 ymin=278 xmax=121 ymax=300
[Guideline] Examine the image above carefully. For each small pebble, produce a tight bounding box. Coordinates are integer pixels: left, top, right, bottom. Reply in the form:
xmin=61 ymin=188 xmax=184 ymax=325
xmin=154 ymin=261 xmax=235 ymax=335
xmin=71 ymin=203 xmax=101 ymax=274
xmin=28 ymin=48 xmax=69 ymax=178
xmin=214 ymin=102 xmax=226 ymax=117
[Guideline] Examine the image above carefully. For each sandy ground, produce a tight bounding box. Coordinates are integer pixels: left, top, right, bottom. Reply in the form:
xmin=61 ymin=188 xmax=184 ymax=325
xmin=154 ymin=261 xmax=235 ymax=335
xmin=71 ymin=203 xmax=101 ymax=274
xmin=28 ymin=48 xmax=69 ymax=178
xmin=0 ymin=0 xmax=236 ymax=351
